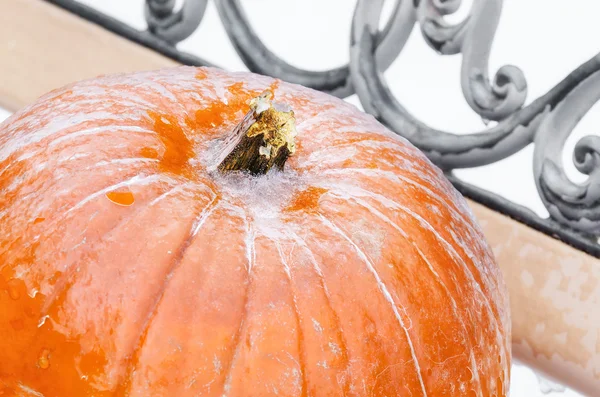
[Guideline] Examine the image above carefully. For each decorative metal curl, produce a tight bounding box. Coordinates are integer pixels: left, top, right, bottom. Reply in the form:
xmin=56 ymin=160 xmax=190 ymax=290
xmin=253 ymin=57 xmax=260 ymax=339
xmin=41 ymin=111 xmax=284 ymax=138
xmin=533 ymin=64 xmax=600 ymax=233
xmin=416 ymin=0 xmax=527 ymax=121
xmin=145 ymin=0 xmax=208 ymax=44
xmin=212 ymin=0 xmax=414 ymax=98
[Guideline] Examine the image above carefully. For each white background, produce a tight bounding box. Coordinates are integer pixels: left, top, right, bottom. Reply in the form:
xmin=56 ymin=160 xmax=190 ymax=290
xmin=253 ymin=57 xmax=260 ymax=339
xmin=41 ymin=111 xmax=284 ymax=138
xmin=2 ymin=0 xmax=598 ymax=395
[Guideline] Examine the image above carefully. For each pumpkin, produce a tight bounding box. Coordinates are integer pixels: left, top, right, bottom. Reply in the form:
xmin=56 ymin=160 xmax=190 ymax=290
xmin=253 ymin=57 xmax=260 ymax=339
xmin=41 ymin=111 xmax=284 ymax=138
xmin=0 ymin=67 xmax=510 ymax=396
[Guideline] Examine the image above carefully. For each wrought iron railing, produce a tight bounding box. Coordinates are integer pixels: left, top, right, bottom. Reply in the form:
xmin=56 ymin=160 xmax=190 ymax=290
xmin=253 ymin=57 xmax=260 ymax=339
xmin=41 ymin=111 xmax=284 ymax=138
xmin=46 ymin=0 xmax=600 ymax=257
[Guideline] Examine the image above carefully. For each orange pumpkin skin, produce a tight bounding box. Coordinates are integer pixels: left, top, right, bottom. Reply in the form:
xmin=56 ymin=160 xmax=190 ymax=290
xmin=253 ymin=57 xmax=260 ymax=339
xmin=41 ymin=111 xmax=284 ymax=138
xmin=0 ymin=67 xmax=510 ymax=396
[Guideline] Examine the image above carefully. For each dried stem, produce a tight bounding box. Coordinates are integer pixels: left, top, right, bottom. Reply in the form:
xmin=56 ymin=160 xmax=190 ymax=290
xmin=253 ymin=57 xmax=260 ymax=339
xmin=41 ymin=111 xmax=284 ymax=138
xmin=218 ymin=90 xmax=297 ymax=175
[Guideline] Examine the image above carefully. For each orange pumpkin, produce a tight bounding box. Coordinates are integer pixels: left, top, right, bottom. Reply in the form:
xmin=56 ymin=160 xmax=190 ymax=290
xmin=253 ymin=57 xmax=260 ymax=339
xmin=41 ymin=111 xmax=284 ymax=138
xmin=0 ymin=67 xmax=510 ymax=396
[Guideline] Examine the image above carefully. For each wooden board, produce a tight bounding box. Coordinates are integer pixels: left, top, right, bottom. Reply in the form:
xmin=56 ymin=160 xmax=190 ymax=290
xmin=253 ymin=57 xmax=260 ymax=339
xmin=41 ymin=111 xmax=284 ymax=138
xmin=0 ymin=0 xmax=177 ymax=112
xmin=1 ymin=0 xmax=599 ymax=394
xmin=471 ymin=202 xmax=600 ymax=396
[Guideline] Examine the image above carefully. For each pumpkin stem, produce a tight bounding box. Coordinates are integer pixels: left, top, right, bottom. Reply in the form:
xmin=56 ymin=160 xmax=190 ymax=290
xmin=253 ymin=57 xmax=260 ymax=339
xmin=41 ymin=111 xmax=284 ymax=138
xmin=217 ymin=90 xmax=297 ymax=175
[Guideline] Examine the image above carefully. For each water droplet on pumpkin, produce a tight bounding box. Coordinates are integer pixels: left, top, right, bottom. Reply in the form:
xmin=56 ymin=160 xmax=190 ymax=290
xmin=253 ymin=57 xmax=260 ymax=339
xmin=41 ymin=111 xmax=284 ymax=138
xmin=37 ymin=349 xmax=51 ymax=369
xmin=33 ymin=217 xmax=45 ymax=224
xmin=7 ymin=279 xmax=21 ymax=300
xmin=106 ymin=189 xmax=135 ymax=206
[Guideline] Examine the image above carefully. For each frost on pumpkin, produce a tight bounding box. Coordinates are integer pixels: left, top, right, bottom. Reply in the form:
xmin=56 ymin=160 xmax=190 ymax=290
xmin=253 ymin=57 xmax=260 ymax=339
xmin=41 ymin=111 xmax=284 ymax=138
xmin=145 ymin=111 xmax=195 ymax=178
xmin=286 ymin=187 xmax=328 ymax=213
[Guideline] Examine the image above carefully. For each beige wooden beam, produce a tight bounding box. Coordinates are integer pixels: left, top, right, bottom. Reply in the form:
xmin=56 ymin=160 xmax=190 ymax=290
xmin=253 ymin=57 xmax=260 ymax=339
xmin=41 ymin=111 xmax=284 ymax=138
xmin=0 ymin=0 xmax=177 ymax=112
xmin=471 ymin=202 xmax=600 ymax=396
xmin=1 ymin=0 xmax=599 ymax=394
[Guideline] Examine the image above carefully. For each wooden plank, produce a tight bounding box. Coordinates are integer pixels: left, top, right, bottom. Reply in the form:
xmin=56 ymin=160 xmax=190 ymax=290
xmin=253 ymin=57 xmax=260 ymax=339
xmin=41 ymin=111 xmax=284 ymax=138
xmin=1 ymin=0 xmax=599 ymax=394
xmin=0 ymin=0 xmax=177 ymax=112
xmin=471 ymin=202 xmax=600 ymax=396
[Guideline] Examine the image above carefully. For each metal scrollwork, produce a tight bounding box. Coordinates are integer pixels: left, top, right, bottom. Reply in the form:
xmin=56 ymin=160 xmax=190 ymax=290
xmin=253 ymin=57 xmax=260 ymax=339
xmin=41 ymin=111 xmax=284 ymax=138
xmin=145 ymin=0 xmax=208 ymax=44
xmin=416 ymin=0 xmax=468 ymax=56
xmin=417 ymin=0 xmax=469 ymax=55
xmin=212 ymin=0 xmax=416 ymax=98
xmin=349 ymin=0 xmax=600 ymax=235
xmin=533 ymin=63 xmax=600 ymax=233
xmin=47 ymin=0 xmax=600 ymax=241
xmin=416 ymin=0 xmax=527 ymax=121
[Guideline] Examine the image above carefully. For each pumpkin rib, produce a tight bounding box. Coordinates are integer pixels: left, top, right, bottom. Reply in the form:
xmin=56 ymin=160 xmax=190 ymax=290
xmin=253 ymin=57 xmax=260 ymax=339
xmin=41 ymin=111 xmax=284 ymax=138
xmin=319 ymin=168 xmax=476 ymax=232
xmin=316 ymin=196 xmax=488 ymax=395
xmin=0 ymin=83 xmax=159 ymax=150
xmin=317 ymin=214 xmax=430 ymax=397
xmin=295 ymin=139 xmax=422 ymax=172
xmin=116 ymin=196 xmax=221 ymax=393
xmin=291 ymin=211 xmax=431 ymax=394
xmin=2 ymin=174 xmax=175 ymax=255
xmin=326 ymin=185 xmax=510 ymax=376
xmin=285 ymin=227 xmax=353 ymax=393
xmin=48 ymin=125 xmax=157 ymax=150
xmin=342 ymin=191 xmax=485 ymax=395
xmin=329 ymin=183 xmax=503 ymax=326
xmin=319 ymin=168 xmax=482 ymax=259
xmin=0 ymin=116 xmax=152 ymax=165
xmin=219 ymin=218 xmax=255 ymax=397
xmin=0 ymin=154 xmax=154 ymax=226
xmin=324 ymin=168 xmax=501 ymax=291
xmin=0 ymin=82 xmax=194 ymax=171
xmin=405 ymin=204 xmax=505 ymax=332
xmin=84 ymin=157 xmax=159 ymax=170
xmin=219 ymin=230 xmax=310 ymax=396
xmin=39 ymin=181 xmax=188 ymax=317
xmin=296 ymin=137 xmax=411 ymax=159
xmin=274 ymin=239 xmax=309 ymax=397
xmin=333 ymin=185 xmax=504 ymax=321
xmin=141 ymin=79 xmax=183 ymax=106
xmin=318 ymin=168 xmax=502 ymax=303
xmin=145 ymin=182 xmax=194 ymax=207
xmin=304 ymin=138 xmax=414 ymax=161
xmin=0 ymin=184 xmax=203 ymax=395
xmin=413 ymin=246 xmax=485 ymax=397
xmin=340 ymin=193 xmax=476 ymax=352
xmin=0 ymin=172 xmax=174 ymax=287
xmin=112 ymin=202 xmax=251 ymax=394
xmin=332 ymin=192 xmax=508 ymax=388
xmin=0 ymin=136 xmax=158 ymax=200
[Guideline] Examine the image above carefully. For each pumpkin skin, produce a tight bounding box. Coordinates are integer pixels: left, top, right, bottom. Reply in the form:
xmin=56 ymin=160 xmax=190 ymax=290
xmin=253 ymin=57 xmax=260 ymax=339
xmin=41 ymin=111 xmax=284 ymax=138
xmin=0 ymin=67 xmax=510 ymax=397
